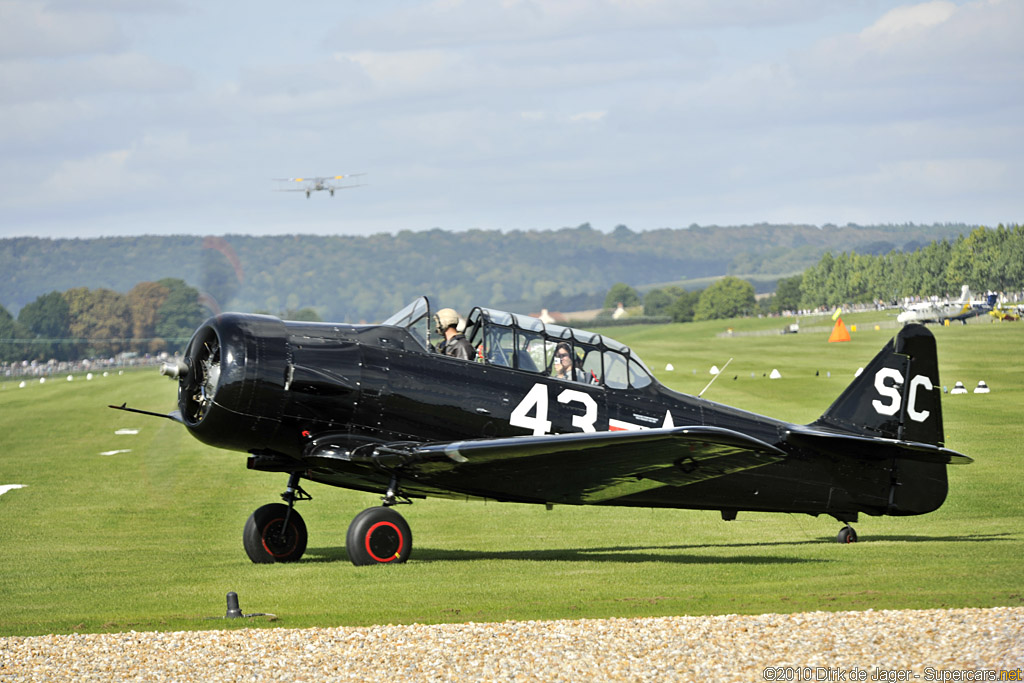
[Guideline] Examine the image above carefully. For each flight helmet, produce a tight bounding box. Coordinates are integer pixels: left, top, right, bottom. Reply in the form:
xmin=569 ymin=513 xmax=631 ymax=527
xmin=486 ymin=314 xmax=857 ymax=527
xmin=434 ymin=308 xmax=460 ymax=334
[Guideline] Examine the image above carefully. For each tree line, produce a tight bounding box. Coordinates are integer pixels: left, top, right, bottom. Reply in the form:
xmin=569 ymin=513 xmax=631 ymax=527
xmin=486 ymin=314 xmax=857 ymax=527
xmin=1 ymin=223 xmax=973 ymax=324
xmin=608 ymin=224 xmax=1022 ymax=323
xmin=604 ymin=279 xmax=757 ymax=323
xmin=3 ymin=224 xmax=1020 ymax=363
xmin=0 ymin=279 xmax=204 ymax=362
xmin=797 ymin=224 xmax=1023 ymax=309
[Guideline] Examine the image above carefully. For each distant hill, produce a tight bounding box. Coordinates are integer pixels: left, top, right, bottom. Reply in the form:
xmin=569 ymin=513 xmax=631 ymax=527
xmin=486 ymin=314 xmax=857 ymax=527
xmin=0 ymin=223 xmax=975 ymax=322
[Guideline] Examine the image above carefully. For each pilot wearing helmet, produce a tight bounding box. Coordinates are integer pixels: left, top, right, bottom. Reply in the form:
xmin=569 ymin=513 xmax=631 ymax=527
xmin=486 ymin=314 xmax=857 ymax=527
xmin=434 ymin=308 xmax=474 ymax=360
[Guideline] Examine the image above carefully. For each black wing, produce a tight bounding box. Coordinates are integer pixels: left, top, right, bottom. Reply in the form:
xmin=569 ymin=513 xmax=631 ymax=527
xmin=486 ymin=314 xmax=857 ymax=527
xmin=310 ymin=426 xmax=786 ymax=504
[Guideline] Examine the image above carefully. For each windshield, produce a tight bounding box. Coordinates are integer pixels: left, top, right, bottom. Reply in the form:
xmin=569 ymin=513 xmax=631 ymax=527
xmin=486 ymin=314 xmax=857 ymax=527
xmin=381 ymin=296 xmax=431 ymax=348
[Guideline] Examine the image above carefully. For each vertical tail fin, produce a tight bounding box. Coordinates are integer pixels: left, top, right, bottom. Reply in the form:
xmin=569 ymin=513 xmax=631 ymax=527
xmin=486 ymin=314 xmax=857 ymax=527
xmin=814 ymin=324 xmax=944 ymax=446
xmin=955 ymin=284 xmax=971 ymax=305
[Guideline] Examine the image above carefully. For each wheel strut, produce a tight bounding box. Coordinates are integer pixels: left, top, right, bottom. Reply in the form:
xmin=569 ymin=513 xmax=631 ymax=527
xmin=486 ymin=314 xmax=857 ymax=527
xmin=278 ymin=472 xmax=311 ymax=543
xmin=381 ymin=474 xmax=412 ymax=508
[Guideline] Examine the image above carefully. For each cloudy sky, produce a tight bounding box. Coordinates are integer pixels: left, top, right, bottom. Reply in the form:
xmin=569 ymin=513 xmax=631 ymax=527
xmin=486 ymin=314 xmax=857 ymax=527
xmin=1 ymin=0 xmax=1020 ymax=239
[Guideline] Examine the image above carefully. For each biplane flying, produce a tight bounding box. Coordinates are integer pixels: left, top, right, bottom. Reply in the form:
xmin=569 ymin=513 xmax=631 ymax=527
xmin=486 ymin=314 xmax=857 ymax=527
xmin=273 ymin=173 xmax=365 ymax=198
xmin=113 ymin=297 xmax=970 ymax=566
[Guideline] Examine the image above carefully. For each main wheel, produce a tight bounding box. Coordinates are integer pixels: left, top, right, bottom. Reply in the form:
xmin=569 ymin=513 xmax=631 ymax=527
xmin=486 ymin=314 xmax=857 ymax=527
xmin=243 ymin=503 xmax=308 ymax=563
xmin=346 ymin=507 xmax=412 ymax=566
xmin=836 ymin=525 xmax=858 ymax=544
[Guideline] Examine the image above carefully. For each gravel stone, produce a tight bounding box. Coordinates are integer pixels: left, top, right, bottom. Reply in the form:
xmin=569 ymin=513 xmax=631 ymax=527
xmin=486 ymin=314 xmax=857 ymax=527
xmin=1 ymin=607 xmax=1021 ymax=682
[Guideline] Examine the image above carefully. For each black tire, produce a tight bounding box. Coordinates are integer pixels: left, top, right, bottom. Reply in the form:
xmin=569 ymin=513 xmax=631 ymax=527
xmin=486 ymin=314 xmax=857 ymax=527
xmin=346 ymin=507 xmax=412 ymax=566
xmin=836 ymin=525 xmax=858 ymax=544
xmin=243 ymin=503 xmax=308 ymax=563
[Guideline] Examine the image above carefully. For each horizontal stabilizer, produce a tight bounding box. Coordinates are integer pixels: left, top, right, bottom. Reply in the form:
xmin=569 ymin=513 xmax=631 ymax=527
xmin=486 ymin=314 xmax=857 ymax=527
xmin=785 ymin=426 xmax=972 ymax=465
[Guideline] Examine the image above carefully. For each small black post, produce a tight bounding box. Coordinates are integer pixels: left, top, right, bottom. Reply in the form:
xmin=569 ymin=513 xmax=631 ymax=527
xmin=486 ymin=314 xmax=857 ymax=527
xmin=225 ymin=591 xmax=243 ymax=618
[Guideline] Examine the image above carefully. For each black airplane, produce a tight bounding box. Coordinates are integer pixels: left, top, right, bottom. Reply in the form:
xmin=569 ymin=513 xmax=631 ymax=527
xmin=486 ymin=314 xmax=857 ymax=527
xmin=113 ymin=297 xmax=971 ymax=566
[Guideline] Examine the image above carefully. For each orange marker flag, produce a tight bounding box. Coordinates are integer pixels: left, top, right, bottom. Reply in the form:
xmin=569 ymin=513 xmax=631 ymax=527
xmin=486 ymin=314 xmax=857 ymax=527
xmin=828 ymin=317 xmax=851 ymax=343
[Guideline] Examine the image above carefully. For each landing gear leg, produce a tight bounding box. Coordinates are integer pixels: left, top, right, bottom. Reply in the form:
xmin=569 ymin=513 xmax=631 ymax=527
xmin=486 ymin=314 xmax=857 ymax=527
xmin=346 ymin=474 xmax=413 ymax=566
xmin=280 ymin=472 xmax=312 ymax=526
xmin=242 ymin=472 xmax=311 ymax=563
xmin=382 ymin=474 xmax=412 ymax=508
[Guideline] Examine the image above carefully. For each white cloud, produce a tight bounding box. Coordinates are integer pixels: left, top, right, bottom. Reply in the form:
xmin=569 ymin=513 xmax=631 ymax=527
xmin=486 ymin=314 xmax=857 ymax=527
xmin=0 ymin=53 xmax=192 ymax=105
xmin=327 ymin=0 xmax=829 ymax=52
xmin=0 ymin=100 xmax=95 ymax=147
xmin=46 ymin=149 xmax=141 ymax=201
xmin=32 ymin=136 xmax=195 ymax=207
xmin=348 ymin=49 xmax=462 ymax=92
xmin=863 ymin=1 xmax=956 ymax=41
xmin=569 ymin=111 xmax=607 ymax=123
xmin=0 ymin=1 xmax=127 ymax=58
xmin=807 ymin=0 xmax=1023 ymax=83
xmin=866 ymin=158 xmax=1011 ymax=196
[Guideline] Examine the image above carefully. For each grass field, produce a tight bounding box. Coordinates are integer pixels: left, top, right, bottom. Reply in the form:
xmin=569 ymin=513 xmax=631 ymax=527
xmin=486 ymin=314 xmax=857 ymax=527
xmin=1 ymin=314 xmax=1021 ymax=637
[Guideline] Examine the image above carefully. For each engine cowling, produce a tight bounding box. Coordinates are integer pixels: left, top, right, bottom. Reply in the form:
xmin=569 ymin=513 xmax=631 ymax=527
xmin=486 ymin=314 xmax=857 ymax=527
xmin=176 ymin=313 xmax=290 ymax=452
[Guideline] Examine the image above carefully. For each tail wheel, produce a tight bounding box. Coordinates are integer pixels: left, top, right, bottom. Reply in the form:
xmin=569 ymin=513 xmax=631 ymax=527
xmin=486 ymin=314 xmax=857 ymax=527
xmin=243 ymin=503 xmax=308 ymax=563
xmin=837 ymin=525 xmax=858 ymax=544
xmin=346 ymin=507 xmax=412 ymax=566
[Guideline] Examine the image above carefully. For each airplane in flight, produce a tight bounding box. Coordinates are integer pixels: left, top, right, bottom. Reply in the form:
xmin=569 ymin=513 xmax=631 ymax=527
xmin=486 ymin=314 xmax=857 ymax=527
xmin=113 ymin=297 xmax=970 ymax=566
xmin=896 ymin=285 xmax=994 ymax=325
xmin=273 ymin=173 xmax=366 ymax=198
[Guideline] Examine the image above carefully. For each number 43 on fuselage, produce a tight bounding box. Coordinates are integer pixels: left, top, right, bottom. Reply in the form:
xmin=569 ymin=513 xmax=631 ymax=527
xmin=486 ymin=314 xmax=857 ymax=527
xmin=118 ymin=297 xmax=970 ymax=566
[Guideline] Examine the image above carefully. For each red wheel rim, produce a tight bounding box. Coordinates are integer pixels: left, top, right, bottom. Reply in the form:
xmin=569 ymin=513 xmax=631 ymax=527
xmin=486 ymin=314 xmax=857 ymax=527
xmin=364 ymin=521 xmax=403 ymax=562
xmin=261 ymin=518 xmax=299 ymax=558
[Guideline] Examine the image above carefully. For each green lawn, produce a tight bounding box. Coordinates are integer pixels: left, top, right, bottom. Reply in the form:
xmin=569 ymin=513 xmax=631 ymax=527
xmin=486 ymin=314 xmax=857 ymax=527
xmin=1 ymin=316 xmax=1021 ymax=636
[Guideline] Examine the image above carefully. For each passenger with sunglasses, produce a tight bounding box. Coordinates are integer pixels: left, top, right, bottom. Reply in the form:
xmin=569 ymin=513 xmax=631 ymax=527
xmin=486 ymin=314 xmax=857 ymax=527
xmin=552 ymin=342 xmax=590 ymax=383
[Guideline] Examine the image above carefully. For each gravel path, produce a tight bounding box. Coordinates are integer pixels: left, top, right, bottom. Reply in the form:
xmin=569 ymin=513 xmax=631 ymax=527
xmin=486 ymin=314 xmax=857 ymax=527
xmin=2 ymin=607 xmax=1021 ymax=682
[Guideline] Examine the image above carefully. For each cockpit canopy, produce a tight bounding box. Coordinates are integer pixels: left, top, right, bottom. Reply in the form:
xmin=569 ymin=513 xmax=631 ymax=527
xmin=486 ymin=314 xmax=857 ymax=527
xmin=382 ymin=297 xmax=655 ymax=390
